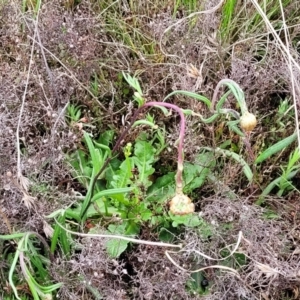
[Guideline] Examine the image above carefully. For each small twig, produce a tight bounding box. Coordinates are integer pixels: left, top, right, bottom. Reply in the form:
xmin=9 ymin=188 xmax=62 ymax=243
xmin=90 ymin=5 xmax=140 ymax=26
xmin=16 ymin=5 xmax=40 ymax=184
xmin=165 ymin=231 xmax=243 ymax=274
xmin=165 ymin=251 xmax=239 ymax=275
xmin=55 ymin=218 xmax=182 ymax=249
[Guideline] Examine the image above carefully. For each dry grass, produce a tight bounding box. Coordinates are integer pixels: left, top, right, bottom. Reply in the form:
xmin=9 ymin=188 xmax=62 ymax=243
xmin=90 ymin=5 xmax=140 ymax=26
xmin=1 ymin=0 xmax=300 ymax=299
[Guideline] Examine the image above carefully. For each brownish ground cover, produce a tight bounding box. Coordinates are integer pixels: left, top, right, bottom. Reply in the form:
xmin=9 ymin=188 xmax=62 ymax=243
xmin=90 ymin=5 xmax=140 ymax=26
xmin=1 ymin=1 xmax=300 ymax=299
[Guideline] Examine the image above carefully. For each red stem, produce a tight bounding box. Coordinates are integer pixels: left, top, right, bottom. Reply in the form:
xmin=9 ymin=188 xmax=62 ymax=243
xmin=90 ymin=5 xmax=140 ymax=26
xmin=144 ymin=102 xmax=185 ymax=191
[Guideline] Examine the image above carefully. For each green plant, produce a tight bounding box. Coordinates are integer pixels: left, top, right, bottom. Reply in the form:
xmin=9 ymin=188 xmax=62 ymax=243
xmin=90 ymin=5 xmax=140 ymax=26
xmin=66 ymin=103 xmax=82 ymax=123
xmin=255 ymin=131 xmax=297 ymax=164
xmin=64 ymin=129 xmax=210 ymax=256
xmin=218 ymin=0 xmax=294 ymax=46
xmin=65 ymin=103 xmax=95 ymax=131
xmin=0 ymin=232 xmax=62 ymax=300
xmin=90 ymin=72 xmax=100 ymax=98
xmin=219 ymin=0 xmax=237 ymax=43
xmin=59 ymin=73 xmax=258 ymax=259
xmin=22 ymin=0 xmax=41 ymax=17
xmin=256 ymin=148 xmax=300 ymax=204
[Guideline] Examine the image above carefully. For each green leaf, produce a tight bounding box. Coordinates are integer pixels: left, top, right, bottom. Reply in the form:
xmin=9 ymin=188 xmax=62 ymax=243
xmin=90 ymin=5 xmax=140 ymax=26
xmin=183 ymin=152 xmax=214 ymax=193
xmin=110 ymin=158 xmax=134 ymax=189
xmin=125 ymin=221 xmax=140 ymax=235
xmin=97 ymin=130 xmax=114 ymax=146
xmin=92 ymin=187 xmax=134 ymax=202
xmin=84 ymin=131 xmax=102 ymax=174
xmin=146 ymin=172 xmax=176 ymax=203
xmin=133 ymin=140 xmax=155 ymax=188
xmin=255 ymin=132 xmax=297 ymax=164
xmin=105 ymin=158 xmax=122 ymax=183
xmin=164 ymin=90 xmax=211 ymax=108
xmin=69 ymin=149 xmax=90 ymax=187
xmin=105 ymin=238 xmax=129 ymax=258
xmin=169 ymin=214 xmax=204 ymax=228
xmin=202 ymin=147 xmax=253 ymax=181
xmin=105 ymin=223 xmax=131 ymax=258
xmin=122 ymin=72 xmax=143 ymax=95
xmin=158 ymin=229 xmax=175 ymax=243
xmin=92 ymin=199 xmax=120 ymax=216
xmin=140 ymin=210 xmax=153 ymax=221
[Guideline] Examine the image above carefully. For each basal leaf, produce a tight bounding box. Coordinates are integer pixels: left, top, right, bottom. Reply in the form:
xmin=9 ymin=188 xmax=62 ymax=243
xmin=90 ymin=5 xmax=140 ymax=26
xmin=105 ymin=238 xmax=129 ymax=258
xmin=111 ymin=158 xmax=134 ymax=189
xmin=105 ymin=223 xmax=134 ymax=257
xmin=97 ymin=130 xmax=114 ymax=146
xmin=146 ymin=172 xmax=175 ymax=203
xmin=133 ymin=140 xmax=155 ymax=188
xmin=170 ymin=214 xmax=205 ymax=228
xmin=183 ymin=152 xmax=214 ymax=193
xmin=105 ymin=158 xmax=121 ymax=183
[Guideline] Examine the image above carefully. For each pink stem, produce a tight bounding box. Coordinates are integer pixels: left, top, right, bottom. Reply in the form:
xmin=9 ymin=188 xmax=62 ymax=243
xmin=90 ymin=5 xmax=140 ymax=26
xmin=144 ymin=102 xmax=185 ymax=192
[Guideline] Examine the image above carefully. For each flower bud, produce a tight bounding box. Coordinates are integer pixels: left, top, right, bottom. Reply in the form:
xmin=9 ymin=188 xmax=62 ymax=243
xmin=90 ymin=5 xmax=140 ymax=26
xmin=169 ymin=193 xmax=195 ymax=215
xmin=240 ymin=112 xmax=257 ymax=132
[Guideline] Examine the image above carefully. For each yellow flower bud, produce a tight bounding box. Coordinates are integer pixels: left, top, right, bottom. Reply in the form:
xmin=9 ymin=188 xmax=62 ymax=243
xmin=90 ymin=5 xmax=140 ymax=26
xmin=240 ymin=112 xmax=257 ymax=132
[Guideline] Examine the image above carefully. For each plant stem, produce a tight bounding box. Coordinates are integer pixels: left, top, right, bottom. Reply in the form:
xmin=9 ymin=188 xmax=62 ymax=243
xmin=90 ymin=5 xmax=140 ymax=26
xmin=144 ymin=102 xmax=185 ymax=193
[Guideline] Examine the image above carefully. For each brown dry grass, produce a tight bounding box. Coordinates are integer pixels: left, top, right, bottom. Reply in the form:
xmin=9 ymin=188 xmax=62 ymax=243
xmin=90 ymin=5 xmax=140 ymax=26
xmin=1 ymin=0 xmax=300 ymax=299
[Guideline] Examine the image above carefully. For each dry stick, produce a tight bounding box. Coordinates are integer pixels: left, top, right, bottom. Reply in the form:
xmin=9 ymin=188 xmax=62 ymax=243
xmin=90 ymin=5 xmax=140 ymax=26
xmin=55 ymin=218 xmax=182 ymax=249
xmin=165 ymin=231 xmax=243 ymax=274
xmin=16 ymin=14 xmax=40 ymax=185
xmin=165 ymin=252 xmax=239 ymax=275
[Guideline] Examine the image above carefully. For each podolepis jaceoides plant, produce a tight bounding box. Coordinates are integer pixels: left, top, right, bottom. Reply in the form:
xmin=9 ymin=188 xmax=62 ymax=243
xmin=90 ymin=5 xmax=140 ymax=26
xmin=80 ymin=73 xmax=258 ymax=220
xmin=50 ymin=74 xmax=216 ymax=257
xmin=53 ymin=73 xmax=259 ymax=260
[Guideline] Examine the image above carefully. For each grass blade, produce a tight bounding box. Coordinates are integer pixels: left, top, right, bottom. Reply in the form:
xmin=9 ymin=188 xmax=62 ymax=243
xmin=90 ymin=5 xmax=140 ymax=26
xmin=255 ymin=132 xmax=297 ymax=164
xmin=164 ymin=90 xmax=211 ymax=108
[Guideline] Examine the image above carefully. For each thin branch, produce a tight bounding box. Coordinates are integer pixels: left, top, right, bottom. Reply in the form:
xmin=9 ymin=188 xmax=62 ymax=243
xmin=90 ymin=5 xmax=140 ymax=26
xmin=16 ymin=8 xmax=40 ymax=181
xmin=27 ymin=35 xmax=106 ymax=111
xmin=165 ymin=231 xmax=243 ymax=273
xmin=55 ymin=218 xmax=182 ymax=249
